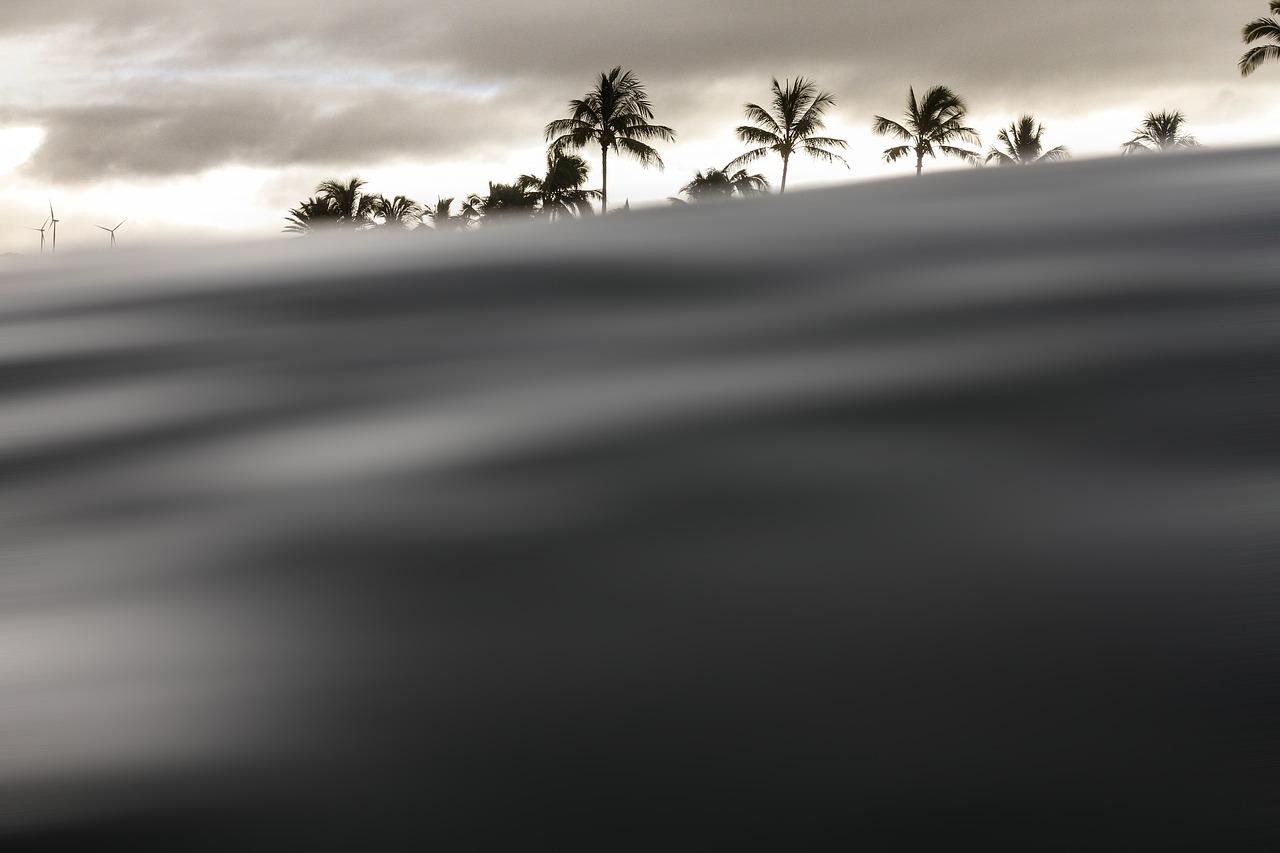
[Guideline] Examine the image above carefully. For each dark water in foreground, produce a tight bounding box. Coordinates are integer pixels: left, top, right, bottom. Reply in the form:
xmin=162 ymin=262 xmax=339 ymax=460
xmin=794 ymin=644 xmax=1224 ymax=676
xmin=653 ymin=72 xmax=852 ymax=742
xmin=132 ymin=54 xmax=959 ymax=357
xmin=2 ymin=149 xmax=1280 ymax=849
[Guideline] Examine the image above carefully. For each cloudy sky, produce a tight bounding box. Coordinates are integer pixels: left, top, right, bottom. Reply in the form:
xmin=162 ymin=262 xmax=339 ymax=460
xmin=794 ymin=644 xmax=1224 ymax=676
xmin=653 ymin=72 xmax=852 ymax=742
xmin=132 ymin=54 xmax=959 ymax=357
xmin=0 ymin=0 xmax=1277 ymax=254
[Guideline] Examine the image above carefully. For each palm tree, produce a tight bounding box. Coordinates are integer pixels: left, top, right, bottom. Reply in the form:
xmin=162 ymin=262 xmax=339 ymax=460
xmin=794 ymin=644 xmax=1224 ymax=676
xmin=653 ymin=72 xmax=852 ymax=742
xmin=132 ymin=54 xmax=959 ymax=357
xmin=468 ymin=182 xmax=538 ymax=225
xmin=368 ymin=194 xmax=423 ymax=230
xmin=518 ymin=152 xmax=601 ymax=220
xmin=670 ymin=166 xmax=770 ymax=204
xmin=545 ymin=67 xmax=676 ymax=216
xmin=1121 ymin=111 xmax=1201 ymax=154
xmin=313 ymin=177 xmax=378 ymax=231
xmin=459 ymin=195 xmax=484 ymax=228
xmin=872 ymin=85 xmax=981 ymax=176
xmin=422 ymin=197 xmax=468 ymax=231
xmin=985 ymin=115 xmax=1070 ymax=166
xmin=1241 ymin=1 xmax=1280 ymax=76
xmin=726 ymin=77 xmax=847 ymax=194
xmin=283 ymin=196 xmax=340 ymax=235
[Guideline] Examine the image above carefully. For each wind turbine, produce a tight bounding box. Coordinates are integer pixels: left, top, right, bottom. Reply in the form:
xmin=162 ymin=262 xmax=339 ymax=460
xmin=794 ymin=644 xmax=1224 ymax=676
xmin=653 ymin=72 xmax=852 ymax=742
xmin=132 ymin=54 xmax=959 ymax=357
xmin=27 ymin=218 xmax=48 ymax=255
xmin=48 ymin=201 xmax=59 ymax=254
xmin=96 ymin=218 xmax=126 ymax=248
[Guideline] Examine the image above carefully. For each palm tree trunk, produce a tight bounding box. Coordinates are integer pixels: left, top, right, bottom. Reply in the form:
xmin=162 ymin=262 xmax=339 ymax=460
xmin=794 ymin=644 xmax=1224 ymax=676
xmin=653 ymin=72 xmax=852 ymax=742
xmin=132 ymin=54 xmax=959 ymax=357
xmin=915 ymin=148 xmax=924 ymax=177
xmin=601 ymin=143 xmax=609 ymax=216
xmin=780 ymin=154 xmax=789 ymax=194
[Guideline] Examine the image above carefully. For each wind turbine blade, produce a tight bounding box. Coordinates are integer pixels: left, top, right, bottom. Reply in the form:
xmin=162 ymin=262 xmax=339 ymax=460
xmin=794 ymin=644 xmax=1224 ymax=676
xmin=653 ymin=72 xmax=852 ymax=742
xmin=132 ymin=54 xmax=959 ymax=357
xmin=96 ymin=225 xmax=110 ymax=232
xmin=116 ymin=219 xmax=127 ymax=229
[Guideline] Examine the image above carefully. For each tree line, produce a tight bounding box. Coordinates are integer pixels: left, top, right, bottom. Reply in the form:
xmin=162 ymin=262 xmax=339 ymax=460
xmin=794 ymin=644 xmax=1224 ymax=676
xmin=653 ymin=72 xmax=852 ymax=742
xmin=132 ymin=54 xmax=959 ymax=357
xmin=286 ymin=2 xmax=1279 ymax=233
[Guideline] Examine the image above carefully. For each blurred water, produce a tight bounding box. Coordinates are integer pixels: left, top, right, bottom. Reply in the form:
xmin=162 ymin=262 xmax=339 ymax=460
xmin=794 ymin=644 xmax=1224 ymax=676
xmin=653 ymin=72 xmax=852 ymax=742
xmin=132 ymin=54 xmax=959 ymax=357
xmin=2 ymin=149 xmax=1280 ymax=849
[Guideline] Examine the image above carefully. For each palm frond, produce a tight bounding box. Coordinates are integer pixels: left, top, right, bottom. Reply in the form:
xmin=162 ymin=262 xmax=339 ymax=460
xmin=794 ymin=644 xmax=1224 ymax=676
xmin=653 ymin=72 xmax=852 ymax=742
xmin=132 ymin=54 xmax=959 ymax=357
xmin=614 ymin=119 xmax=676 ymax=143
xmin=1039 ymin=145 xmax=1070 ymax=162
xmin=938 ymin=144 xmax=982 ymax=165
xmin=871 ymin=116 xmax=913 ymax=141
xmin=614 ymin=136 xmax=665 ymax=169
xmin=1240 ymin=43 xmax=1280 ymax=76
xmin=727 ymin=169 xmax=770 ymax=195
xmin=882 ymin=145 xmax=911 ymax=164
xmin=801 ymin=144 xmax=849 ymax=167
xmin=936 ymin=119 xmax=981 ymax=147
xmin=791 ymin=89 xmax=837 ymax=136
xmin=742 ymin=103 xmax=783 ymax=136
xmin=725 ymin=147 xmax=772 ymax=169
xmin=736 ymin=125 xmax=782 ymax=147
xmin=1243 ymin=17 xmax=1280 ymax=44
xmin=804 ymin=136 xmax=849 ymax=150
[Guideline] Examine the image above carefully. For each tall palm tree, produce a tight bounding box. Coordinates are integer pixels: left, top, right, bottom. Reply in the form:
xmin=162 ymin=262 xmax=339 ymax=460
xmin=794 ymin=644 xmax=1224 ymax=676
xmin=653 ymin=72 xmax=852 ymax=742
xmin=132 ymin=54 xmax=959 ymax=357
xmin=1121 ymin=111 xmax=1201 ymax=154
xmin=545 ymin=67 xmax=675 ymax=216
xmin=670 ymin=166 xmax=770 ymax=204
xmin=314 ymin=177 xmax=378 ymax=231
xmin=368 ymin=194 xmax=423 ymax=230
xmin=726 ymin=77 xmax=847 ymax=194
xmin=872 ymin=85 xmax=981 ymax=176
xmin=985 ymin=115 xmax=1070 ymax=166
xmin=1241 ymin=1 xmax=1280 ymax=76
xmin=518 ymin=152 xmax=601 ymax=221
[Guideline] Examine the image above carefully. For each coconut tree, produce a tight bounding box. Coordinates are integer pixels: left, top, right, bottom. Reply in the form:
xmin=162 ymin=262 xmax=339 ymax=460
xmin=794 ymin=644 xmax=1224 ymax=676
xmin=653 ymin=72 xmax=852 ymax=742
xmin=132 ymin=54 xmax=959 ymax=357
xmin=726 ymin=77 xmax=847 ymax=194
xmin=422 ymin=197 xmax=469 ymax=231
xmin=1241 ymin=1 xmax=1280 ymax=76
xmin=311 ymin=177 xmax=379 ymax=231
xmin=518 ymin=152 xmax=601 ymax=221
xmin=459 ymin=195 xmax=484 ymax=228
xmin=1121 ymin=111 xmax=1201 ymax=154
xmin=985 ymin=115 xmax=1070 ymax=166
xmin=670 ymin=166 xmax=770 ymax=204
xmin=467 ymin=182 xmax=538 ymax=225
xmin=283 ymin=196 xmax=340 ymax=235
xmin=545 ymin=67 xmax=676 ymax=216
xmin=872 ymin=85 xmax=981 ymax=176
xmin=368 ymin=194 xmax=423 ymax=230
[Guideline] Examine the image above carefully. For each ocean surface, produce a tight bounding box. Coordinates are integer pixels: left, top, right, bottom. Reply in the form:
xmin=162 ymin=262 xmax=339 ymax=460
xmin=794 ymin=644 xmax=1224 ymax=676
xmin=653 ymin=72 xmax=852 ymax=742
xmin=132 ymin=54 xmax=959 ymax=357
xmin=3 ymin=148 xmax=1280 ymax=849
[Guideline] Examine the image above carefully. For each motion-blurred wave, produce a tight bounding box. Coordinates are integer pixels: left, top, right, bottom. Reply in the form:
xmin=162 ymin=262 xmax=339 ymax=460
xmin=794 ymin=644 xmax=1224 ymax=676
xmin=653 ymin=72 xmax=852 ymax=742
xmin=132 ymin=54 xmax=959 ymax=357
xmin=3 ymin=149 xmax=1280 ymax=850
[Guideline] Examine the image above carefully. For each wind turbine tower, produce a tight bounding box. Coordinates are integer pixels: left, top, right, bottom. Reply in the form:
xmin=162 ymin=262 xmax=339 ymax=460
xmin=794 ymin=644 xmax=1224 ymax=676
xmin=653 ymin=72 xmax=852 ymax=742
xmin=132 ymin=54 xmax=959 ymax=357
xmin=48 ymin=201 xmax=59 ymax=254
xmin=28 ymin=218 xmax=48 ymax=255
xmin=96 ymin=218 xmax=127 ymax=248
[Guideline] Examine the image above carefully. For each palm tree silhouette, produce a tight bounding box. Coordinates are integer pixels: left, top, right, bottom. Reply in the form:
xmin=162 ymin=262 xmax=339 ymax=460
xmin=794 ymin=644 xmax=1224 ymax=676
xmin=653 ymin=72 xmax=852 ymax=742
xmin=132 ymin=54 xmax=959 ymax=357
xmin=459 ymin=195 xmax=484 ymax=227
xmin=314 ymin=177 xmax=378 ymax=231
xmin=545 ymin=67 xmax=675 ymax=216
xmin=518 ymin=152 xmax=601 ymax=221
xmin=1122 ymin=111 xmax=1201 ymax=154
xmin=985 ymin=115 xmax=1070 ymax=165
xmin=283 ymin=196 xmax=340 ymax=235
xmin=872 ymin=85 xmax=981 ymax=176
xmin=671 ymin=166 xmax=770 ymax=204
xmin=422 ymin=197 xmax=468 ymax=231
xmin=368 ymin=194 xmax=423 ymax=230
xmin=468 ymin=182 xmax=538 ymax=224
xmin=726 ymin=77 xmax=847 ymax=194
xmin=1241 ymin=1 xmax=1280 ymax=76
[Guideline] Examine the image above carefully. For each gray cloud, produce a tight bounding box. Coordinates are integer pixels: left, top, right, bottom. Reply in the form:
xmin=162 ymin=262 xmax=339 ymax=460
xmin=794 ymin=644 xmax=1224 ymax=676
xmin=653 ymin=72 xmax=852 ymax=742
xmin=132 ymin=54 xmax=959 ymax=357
xmin=1 ymin=1 xmax=1270 ymax=186
xmin=12 ymin=79 xmax=545 ymax=181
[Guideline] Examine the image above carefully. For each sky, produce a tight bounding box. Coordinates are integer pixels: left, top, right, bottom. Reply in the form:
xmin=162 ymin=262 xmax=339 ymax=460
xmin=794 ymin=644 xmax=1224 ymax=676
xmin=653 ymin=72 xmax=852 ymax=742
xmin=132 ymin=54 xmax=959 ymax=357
xmin=0 ymin=0 xmax=1278 ymax=254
